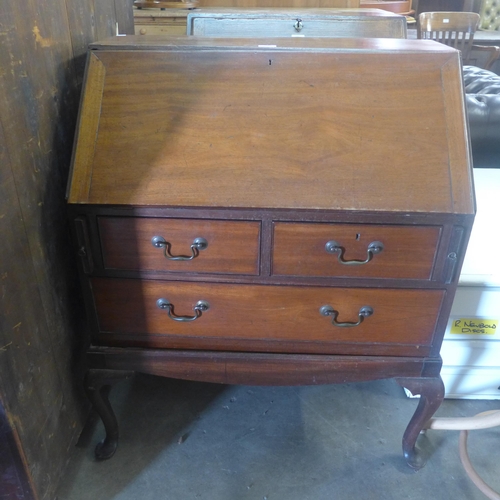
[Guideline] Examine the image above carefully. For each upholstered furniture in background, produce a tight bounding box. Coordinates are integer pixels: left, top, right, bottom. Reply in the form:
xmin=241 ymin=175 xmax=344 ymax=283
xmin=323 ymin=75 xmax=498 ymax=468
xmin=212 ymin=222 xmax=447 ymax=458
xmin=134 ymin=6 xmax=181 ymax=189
xmin=464 ymin=65 xmax=500 ymax=167
xmin=479 ymin=0 xmax=500 ymax=30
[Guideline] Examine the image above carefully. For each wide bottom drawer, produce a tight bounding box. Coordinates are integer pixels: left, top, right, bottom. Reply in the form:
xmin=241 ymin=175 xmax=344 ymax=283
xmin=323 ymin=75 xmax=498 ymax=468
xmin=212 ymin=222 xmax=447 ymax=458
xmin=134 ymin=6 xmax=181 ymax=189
xmin=91 ymin=278 xmax=444 ymax=354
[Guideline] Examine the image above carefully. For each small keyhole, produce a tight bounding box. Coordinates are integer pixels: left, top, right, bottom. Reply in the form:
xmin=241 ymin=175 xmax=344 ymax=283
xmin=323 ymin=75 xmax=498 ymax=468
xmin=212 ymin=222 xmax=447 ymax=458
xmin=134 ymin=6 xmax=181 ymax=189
xmin=356 ymin=234 xmax=361 ymax=241
xmin=269 ymin=59 xmax=272 ymax=65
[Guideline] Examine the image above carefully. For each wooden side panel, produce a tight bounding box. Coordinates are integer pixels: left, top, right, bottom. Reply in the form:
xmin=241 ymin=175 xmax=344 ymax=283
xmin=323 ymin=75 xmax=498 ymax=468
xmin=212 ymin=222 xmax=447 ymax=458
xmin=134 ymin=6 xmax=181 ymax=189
xmin=0 ymin=0 xmax=133 ymax=498
xmin=67 ymin=53 xmax=107 ymax=202
xmin=441 ymin=58 xmax=475 ymax=214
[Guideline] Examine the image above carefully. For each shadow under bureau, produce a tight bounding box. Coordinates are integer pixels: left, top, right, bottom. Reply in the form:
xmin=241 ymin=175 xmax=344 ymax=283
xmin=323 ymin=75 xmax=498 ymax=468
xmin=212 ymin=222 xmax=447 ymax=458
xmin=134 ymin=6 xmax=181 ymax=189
xmin=67 ymin=36 xmax=475 ymax=470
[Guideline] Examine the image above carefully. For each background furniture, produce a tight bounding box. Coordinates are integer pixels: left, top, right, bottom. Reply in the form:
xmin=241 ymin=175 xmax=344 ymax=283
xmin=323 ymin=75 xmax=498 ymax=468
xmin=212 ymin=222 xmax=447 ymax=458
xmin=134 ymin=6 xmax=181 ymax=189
xmin=438 ymin=65 xmax=500 ymax=398
xmin=418 ymin=11 xmax=500 ymax=69
xmin=415 ymin=0 xmax=481 ymax=17
xmin=67 ymin=36 xmax=474 ymax=469
xmin=441 ymin=173 xmax=500 ymax=399
xmin=134 ymin=8 xmax=190 ymax=34
xmin=135 ymin=0 xmax=198 ymax=7
xmin=479 ymin=0 xmax=500 ymax=30
xmin=194 ymin=0 xmax=360 ymax=6
xmin=360 ymin=0 xmax=414 ymax=17
xmin=186 ymin=8 xmax=407 ymax=36
xmin=463 ymin=65 xmax=500 ymax=166
xmin=471 ymin=0 xmax=500 ymax=71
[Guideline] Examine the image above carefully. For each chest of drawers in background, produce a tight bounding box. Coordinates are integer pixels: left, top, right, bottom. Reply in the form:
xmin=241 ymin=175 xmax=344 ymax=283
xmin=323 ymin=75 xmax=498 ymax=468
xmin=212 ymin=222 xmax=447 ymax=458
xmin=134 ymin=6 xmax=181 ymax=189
xmin=439 ymin=168 xmax=500 ymax=399
xmin=185 ymin=8 xmax=407 ymax=37
xmin=134 ymin=8 xmax=189 ymax=35
xmin=133 ymin=7 xmax=408 ymax=37
xmin=67 ymin=36 xmax=474 ymax=469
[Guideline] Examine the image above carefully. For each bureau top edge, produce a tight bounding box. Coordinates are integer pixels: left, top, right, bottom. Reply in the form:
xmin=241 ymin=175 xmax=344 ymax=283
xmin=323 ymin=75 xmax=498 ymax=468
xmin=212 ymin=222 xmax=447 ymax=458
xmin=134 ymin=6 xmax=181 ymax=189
xmin=89 ymin=35 xmax=456 ymax=54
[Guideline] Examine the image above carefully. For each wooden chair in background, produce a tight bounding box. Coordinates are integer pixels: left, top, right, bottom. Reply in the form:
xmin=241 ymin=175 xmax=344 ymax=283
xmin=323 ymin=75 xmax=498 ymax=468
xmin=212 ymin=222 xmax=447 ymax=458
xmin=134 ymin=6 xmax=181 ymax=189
xmin=418 ymin=11 xmax=500 ymax=69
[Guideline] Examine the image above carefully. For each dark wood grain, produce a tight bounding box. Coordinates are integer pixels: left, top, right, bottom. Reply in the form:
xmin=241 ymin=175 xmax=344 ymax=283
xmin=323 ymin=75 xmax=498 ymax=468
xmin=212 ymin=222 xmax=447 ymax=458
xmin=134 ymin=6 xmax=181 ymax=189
xmin=272 ymin=222 xmax=441 ymax=279
xmin=99 ymin=216 xmax=261 ymax=275
xmin=0 ymin=398 xmax=36 ymax=500
xmin=91 ymin=277 xmax=444 ymax=349
xmin=93 ymin=331 xmax=433 ymax=356
xmin=83 ymin=369 xmax=134 ymax=459
xmin=68 ymin=38 xmax=474 ymax=467
xmin=68 ymin=39 xmax=473 ymax=215
xmin=395 ymin=376 xmax=445 ymax=470
xmin=89 ymin=347 xmax=426 ymax=385
xmin=0 ymin=55 xmax=81 ymax=497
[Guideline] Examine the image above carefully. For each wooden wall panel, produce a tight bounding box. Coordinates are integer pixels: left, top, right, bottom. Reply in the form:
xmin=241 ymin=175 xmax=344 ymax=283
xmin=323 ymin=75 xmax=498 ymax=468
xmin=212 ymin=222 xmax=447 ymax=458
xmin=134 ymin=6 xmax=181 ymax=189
xmin=116 ymin=0 xmax=135 ymax=35
xmin=65 ymin=0 xmax=134 ymax=83
xmin=0 ymin=400 xmax=35 ymax=500
xmin=0 ymin=1 xmax=133 ymax=498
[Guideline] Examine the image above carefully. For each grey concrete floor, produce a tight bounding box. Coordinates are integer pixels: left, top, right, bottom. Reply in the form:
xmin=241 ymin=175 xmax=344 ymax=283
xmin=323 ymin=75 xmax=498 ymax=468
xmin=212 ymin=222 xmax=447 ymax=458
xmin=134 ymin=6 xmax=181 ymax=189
xmin=56 ymin=375 xmax=499 ymax=500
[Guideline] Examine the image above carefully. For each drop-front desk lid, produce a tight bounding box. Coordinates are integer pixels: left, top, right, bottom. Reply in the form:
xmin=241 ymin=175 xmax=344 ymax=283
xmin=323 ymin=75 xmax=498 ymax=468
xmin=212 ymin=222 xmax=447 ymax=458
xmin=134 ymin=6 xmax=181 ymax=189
xmin=68 ymin=36 xmax=474 ymax=215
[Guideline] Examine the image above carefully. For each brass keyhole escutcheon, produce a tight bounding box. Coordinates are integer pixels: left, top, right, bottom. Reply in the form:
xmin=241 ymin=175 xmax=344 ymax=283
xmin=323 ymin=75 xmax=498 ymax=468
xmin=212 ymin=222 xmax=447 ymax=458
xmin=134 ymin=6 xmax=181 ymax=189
xmin=294 ymin=19 xmax=303 ymax=32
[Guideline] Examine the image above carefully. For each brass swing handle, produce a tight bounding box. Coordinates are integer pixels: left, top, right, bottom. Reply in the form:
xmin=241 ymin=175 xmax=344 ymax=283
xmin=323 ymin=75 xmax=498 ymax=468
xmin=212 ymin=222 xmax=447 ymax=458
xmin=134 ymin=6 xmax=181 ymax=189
xmin=320 ymin=305 xmax=373 ymax=328
xmin=156 ymin=298 xmax=210 ymax=322
xmin=151 ymin=236 xmax=208 ymax=261
xmin=325 ymin=240 xmax=384 ymax=265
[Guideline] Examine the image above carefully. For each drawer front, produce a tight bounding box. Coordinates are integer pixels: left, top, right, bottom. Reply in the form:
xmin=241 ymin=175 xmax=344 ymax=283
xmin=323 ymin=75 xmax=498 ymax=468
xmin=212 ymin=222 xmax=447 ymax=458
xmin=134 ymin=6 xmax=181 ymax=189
xmin=134 ymin=23 xmax=187 ymax=36
xmin=99 ymin=217 xmax=261 ymax=275
xmin=272 ymin=223 xmax=440 ymax=280
xmin=92 ymin=278 xmax=444 ymax=349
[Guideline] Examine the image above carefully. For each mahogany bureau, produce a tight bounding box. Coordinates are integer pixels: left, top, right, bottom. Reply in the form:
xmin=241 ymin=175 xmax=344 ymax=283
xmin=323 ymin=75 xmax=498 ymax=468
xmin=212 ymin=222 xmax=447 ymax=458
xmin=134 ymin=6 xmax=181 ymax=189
xmin=67 ymin=36 xmax=475 ymax=469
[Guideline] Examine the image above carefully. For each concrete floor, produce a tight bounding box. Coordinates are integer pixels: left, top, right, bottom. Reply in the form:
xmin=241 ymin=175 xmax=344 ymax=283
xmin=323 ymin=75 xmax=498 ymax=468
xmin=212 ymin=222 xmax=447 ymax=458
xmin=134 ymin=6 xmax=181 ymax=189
xmin=56 ymin=374 xmax=499 ymax=500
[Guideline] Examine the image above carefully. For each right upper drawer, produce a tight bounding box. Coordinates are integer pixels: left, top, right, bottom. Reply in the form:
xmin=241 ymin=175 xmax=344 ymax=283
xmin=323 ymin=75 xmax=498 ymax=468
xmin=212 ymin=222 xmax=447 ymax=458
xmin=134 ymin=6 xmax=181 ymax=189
xmin=99 ymin=217 xmax=261 ymax=275
xmin=272 ymin=223 xmax=441 ymax=280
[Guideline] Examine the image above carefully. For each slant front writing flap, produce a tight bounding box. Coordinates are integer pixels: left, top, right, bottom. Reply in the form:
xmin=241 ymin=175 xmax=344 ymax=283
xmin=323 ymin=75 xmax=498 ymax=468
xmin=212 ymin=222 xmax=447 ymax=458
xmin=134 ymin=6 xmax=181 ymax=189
xmin=68 ymin=38 xmax=473 ymax=214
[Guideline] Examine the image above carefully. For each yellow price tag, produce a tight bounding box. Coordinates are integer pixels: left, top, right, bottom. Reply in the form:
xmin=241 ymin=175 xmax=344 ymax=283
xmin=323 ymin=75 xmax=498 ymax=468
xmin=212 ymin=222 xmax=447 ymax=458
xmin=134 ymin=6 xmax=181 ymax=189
xmin=450 ymin=318 xmax=499 ymax=335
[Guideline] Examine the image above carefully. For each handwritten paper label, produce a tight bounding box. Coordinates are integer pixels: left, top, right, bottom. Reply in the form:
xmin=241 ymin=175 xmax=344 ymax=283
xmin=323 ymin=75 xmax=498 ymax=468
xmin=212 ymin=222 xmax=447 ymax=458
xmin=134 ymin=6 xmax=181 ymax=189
xmin=450 ymin=318 xmax=499 ymax=335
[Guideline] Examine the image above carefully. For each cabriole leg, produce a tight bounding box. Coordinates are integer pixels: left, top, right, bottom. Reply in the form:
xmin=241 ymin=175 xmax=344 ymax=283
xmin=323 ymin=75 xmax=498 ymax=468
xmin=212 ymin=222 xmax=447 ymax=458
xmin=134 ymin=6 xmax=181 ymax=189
xmin=84 ymin=369 xmax=134 ymax=460
xmin=395 ymin=376 xmax=445 ymax=471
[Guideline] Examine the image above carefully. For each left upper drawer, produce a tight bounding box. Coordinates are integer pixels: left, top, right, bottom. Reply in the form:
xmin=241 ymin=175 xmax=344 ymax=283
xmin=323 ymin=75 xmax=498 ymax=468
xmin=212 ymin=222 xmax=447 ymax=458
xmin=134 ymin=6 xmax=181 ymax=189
xmin=98 ymin=217 xmax=261 ymax=275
